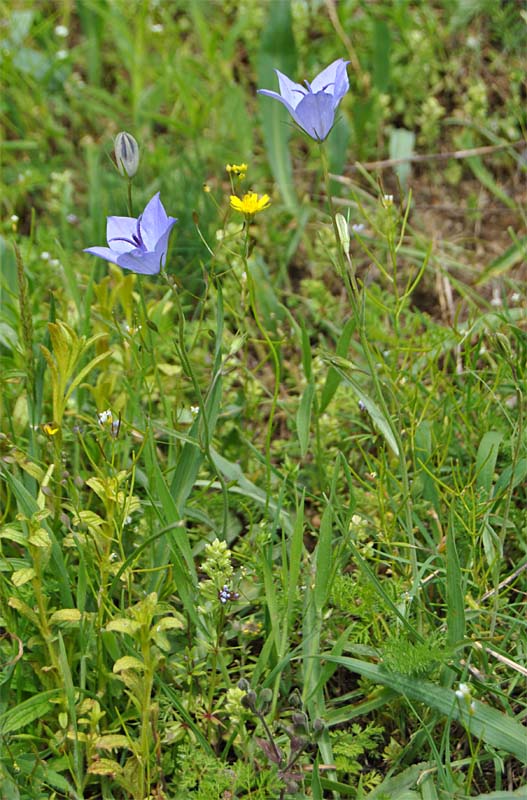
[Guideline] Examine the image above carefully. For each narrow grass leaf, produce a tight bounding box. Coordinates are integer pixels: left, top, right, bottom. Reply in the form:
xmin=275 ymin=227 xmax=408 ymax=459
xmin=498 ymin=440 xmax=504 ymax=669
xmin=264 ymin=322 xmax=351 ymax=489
xmin=296 ymin=379 xmax=315 ymax=458
xmin=475 ymin=431 xmax=504 ymax=495
xmin=446 ymin=511 xmax=465 ymax=648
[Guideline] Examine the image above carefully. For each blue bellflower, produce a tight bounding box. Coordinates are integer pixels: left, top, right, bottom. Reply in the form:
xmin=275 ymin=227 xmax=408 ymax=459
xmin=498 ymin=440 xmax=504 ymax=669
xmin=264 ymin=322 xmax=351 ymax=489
xmin=258 ymin=58 xmax=349 ymax=142
xmin=84 ymin=192 xmax=177 ymax=275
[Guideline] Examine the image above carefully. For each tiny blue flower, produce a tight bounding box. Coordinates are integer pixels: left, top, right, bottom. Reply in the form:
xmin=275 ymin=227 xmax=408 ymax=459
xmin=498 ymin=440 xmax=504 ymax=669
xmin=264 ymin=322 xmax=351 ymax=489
xmin=258 ymin=58 xmax=349 ymax=142
xmin=84 ymin=192 xmax=177 ymax=275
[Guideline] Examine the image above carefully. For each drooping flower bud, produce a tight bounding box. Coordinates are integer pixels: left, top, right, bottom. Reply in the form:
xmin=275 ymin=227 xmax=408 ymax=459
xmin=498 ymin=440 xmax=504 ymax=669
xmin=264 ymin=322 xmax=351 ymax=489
xmin=114 ymin=131 xmax=140 ymax=178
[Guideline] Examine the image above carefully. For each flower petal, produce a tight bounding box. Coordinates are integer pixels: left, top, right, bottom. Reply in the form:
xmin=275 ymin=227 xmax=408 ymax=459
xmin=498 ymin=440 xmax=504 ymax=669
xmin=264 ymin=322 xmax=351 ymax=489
xmin=257 ymin=88 xmax=298 ymax=119
xmin=116 ymin=250 xmax=164 ymax=275
xmin=140 ymin=192 xmax=172 ymax=250
xmin=83 ymin=246 xmax=123 ymax=266
xmin=106 ymin=216 xmax=138 ymax=253
xmin=153 ymin=223 xmax=177 ymax=270
xmin=274 ymin=69 xmax=307 ymax=109
xmin=310 ymin=58 xmax=349 ymax=100
xmin=291 ymin=91 xmax=336 ymax=141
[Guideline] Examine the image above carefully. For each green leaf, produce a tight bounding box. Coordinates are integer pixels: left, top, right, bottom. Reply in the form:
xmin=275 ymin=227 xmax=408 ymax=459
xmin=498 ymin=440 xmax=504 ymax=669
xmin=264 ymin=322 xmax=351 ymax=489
xmin=0 ymin=689 xmax=60 ymax=734
xmin=389 ymin=127 xmax=415 ymax=190
xmin=475 ymin=430 xmax=503 ymax=495
xmin=296 ymin=380 xmax=315 ymax=458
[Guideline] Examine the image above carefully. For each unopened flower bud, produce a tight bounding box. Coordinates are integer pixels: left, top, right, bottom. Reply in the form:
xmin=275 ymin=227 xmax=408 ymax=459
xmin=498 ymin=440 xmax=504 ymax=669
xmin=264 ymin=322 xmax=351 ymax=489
xmin=292 ymin=711 xmax=309 ymax=732
xmin=335 ymin=213 xmax=350 ymax=255
xmin=114 ymin=131 xmax=140 ymax=178
xmin=257 ymin=688 xmax=273 ymax=712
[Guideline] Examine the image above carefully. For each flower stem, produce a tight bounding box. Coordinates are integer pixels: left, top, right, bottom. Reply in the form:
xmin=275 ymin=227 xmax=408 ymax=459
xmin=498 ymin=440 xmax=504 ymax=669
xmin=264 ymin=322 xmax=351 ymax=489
xmin=242 ymin=225 xmax=281 ymax=511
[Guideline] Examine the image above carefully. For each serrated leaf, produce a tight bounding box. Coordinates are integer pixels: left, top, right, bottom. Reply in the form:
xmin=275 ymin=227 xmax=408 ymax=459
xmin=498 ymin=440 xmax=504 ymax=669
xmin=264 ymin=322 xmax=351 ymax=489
xmin=95 ymin=734 xmax=132 ymax=750
xmin=11 ymin=566 xmax=36 ymax=587
xmin=49 ymin=608 xmax=82 ymax=625
xmin=87 ymin=758 xmax=122 ymax=776
xmin=106 ymin=618 xmax=141 ymax=636
xmin=113 ymin=656 xmax=145 ymax=673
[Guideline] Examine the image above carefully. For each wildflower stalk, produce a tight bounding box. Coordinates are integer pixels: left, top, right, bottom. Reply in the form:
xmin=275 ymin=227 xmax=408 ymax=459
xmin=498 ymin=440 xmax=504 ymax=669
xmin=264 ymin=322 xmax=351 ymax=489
xmin=318 ymin=143 xmax=420 ymax=627
xmin=242 ymin=225 xmax=281 ymax=510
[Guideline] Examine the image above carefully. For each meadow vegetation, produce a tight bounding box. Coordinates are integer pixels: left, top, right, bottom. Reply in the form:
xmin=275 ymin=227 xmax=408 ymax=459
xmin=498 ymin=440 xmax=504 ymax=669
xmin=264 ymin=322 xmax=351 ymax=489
xmin=1 ymin=1 xmax=526 ymax=798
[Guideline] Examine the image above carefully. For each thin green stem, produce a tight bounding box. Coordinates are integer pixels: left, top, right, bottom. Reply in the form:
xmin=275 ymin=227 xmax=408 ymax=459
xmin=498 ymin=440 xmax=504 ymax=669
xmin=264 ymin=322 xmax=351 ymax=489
xmin=242 ymin=226 xmax=281 ymax=510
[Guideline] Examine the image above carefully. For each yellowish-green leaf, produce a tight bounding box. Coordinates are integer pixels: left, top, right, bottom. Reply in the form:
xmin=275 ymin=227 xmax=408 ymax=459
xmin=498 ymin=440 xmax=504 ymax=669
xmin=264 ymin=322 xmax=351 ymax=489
xmin=8 ymin=596 xmax=39 ymax=626
xmin=155 ymin=615 xmax=185 ymax=631
xmin=95 ymin=734 xmax=132 ymax=751
xmin=11 ymin=567 xmax=36 ymax=587
xmin=113 ymin=656 xmax=145 ymax=673
xmin=106 ymin=618 xmax=141 ymax=636
xmin=49 ymin=608 xmax=82 ymax=625
xmin=0 ymin=527 xmax=27 ymax=546
xmin=87 ymin=758 xmax=122 ymax=776
xmin=29 ymin=527 xmax=52 ymax=548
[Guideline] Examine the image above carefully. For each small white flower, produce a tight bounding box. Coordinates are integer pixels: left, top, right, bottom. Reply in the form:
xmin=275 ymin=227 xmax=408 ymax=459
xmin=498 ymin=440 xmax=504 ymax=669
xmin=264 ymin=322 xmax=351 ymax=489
xmin=54 ymin=24 xmax=69 ymax=37
xmin=150 ymin=23 xmax=163 ymax=33
xmin=190 ymin=405 xmax=199 ymax=416
xmin=455 ymin=682 xmax=470 ymax=700
xmin=50 ymin=258 xmax=61 ymax=267
xmin=41 ymin=251 xmax=51 ymax=260
xmin=10 ymin=214 xmax=19 ymax=222
xmin=56 ymin=49 xmax=68 ymax=61
xmin=511 ymin=292 xmax=521 ymax=303
xmin=97 ymin=409 xmax=113 ymax=425
xmin=352 ymin=223 xmax=365 ymax=232
xmin=66 ymin=213 xmax=78 ymax=224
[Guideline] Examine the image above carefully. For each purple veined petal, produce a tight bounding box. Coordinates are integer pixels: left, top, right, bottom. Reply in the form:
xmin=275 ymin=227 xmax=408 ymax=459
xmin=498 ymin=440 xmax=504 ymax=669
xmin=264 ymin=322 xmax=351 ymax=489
xmin=310 ymin=58 xmax=349 ymax=96
xmin=274 ymin=69 xmax=307 ymax=109
xmin=292 ymin=91 xmax=336 ymax=141
xmin=83 ymin=246 xmax=124 ymax=266
xmin=140 ymin=192 xmax=170 ymax=250
xmin=116 ymin=250 xmax=164 ymax=275
xmin=257 ymin=88 xmax=298 ymax=119
xmin=106 ymin=216 xmax=139 ymax=253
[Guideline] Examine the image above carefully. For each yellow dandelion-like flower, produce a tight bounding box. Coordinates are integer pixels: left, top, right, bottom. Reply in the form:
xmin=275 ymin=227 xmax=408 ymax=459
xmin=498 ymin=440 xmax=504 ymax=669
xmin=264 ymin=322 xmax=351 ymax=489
xmin=226 ymin=163 xmax=248 ymax=178
xmin=230 ymin=191 xmax=270 ymax=219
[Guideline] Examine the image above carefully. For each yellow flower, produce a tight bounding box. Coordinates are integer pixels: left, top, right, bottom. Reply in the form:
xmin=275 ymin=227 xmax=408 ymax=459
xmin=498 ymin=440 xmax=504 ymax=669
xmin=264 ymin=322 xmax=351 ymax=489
xmin=230 ymin=191 xmax=270 ymax=218
xmin=226 ymin=163 xmax=248 ymax=178
xmin=42 ymin=422 xmax=59 ymax=436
